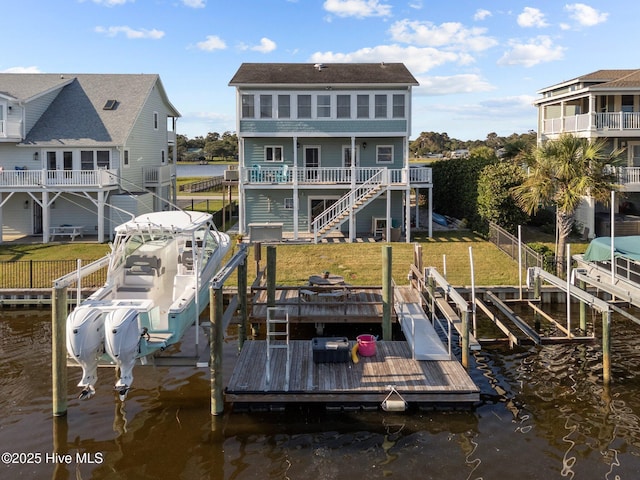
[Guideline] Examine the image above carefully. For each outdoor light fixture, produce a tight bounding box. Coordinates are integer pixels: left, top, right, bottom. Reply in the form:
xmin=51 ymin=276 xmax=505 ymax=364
xmin=24 ymin=200 xmax=29 ymax=209
xmin=362 ymin=142 xmax=367 ymax=149
xmin=33 ymin=151 xmax=39 ymax=161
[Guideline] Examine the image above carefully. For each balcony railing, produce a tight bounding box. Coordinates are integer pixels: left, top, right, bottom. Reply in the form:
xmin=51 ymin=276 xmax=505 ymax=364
xmin=241 ymin=166 xmax=432 ymax=186
xmin=143 ymin=164 xmax=175 ymax=186
xmin=0 ymin=168 xmax=119 ymax=188
xmin=542 ymin=112 xmax=640 ymax=135
xmin=0 ymin=119 xmax=23 ymax=139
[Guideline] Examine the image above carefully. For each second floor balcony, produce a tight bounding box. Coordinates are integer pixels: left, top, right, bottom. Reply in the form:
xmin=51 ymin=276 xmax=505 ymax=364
xmin=542 ymin=112 xmax=640 ymax=136
xmin=241 ymin=165 xmax=432 ymax=187
xmin=0 ymin=168 xmax=119 ymax=191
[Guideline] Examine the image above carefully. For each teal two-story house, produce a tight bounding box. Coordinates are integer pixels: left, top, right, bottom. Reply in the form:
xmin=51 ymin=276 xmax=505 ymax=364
xmin=229 ymin=63 xmax=432 ymax=243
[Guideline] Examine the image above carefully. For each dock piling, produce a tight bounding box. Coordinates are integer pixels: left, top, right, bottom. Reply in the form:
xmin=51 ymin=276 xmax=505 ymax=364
xmin=52 ymin=285 xmax=68 ymax=417
xmin=210 ymin=286 xmax=224 ymax=415
xmin=382 ymin=245 xmax=392 ymax=341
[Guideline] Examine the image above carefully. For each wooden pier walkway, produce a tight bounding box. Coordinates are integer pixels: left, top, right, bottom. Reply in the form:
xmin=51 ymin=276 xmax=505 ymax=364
xmin=225 ymin=340 xmax=479 ymax=407
xmin=250 ymin=286 xmax=387 ymax=323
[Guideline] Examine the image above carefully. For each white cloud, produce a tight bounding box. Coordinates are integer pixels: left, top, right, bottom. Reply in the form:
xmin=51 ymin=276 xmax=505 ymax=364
xmin=196 ymin=35 xmax=227 ymax=51
xmin=517 ymin=7 xmax=549 ymax=28
xmin=565 ymin=3 xmax=608 ymax=26
xmin=182 ymin=0 xmax=206 ymax=8
xmin=310 ymin=44 xmax=467 ymax=75
xmin=474 ymin=9 xmax=491 ymax=21
xmin=389 ymin=19 xmax=498 ymax=52
xmin=94 ymin=26 xmax=165 ymax=39
xmin=1 ymin=66 xmax=41 ymax=73
xmin=240 ymin=37 xmax=277 ymax=53
xmin=415 ymin=74 xmax=495 ymax=96
xmin=323 ymin=0 xmax=392 ymax=18
xmin=497 ymin=35 xmax=565 ymax=67
xmin=409 ymin=1 xmax=423 ymax=9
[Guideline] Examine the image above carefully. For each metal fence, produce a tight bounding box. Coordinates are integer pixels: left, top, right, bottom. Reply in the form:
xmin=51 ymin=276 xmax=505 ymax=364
xmin=0 ymin=259 xmax=107 ymax=289
xmin=488 ymin=222 xmax=544 ymax=270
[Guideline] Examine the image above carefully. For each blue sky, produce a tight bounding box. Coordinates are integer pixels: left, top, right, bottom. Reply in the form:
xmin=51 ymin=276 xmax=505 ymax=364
xmin=2 ymin=0 xmax=634 ymax=141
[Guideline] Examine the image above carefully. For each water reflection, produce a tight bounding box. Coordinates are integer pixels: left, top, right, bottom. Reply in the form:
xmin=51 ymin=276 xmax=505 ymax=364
xmin=3 ymin=309 xmax=640 ymax=478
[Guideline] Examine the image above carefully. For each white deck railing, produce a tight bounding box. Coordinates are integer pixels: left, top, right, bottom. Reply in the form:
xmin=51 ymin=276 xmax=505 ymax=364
xmin=0 ymin=168 xmax=119 ymax=188
xmin=242 ymin=165 xmax=431 ymax=186
xmin=542 ymin=112 xmax=640 ymax=134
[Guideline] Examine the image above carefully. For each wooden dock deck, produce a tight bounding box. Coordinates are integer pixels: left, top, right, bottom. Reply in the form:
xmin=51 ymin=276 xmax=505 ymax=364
xmin=225 ymin=340 xmax=479 ymax=407
xmin=250 ymin=286 xmax=388 ymax=323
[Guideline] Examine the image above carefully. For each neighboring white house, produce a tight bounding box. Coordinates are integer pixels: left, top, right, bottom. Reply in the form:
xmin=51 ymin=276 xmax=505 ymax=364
xmin=229 ymin=62 xmax=433 ymax=243
xmin=534 ymin=69 xmax=640 ymax=237
xmin=0 ymin=73 xmax=180 ymax=243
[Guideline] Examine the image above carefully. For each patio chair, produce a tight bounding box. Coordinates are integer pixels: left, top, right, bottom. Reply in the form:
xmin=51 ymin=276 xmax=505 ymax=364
xmin=275 ymin=164 xmax=289 ymax=182
xmin=250 ymin=164 xmax=261 ymax=182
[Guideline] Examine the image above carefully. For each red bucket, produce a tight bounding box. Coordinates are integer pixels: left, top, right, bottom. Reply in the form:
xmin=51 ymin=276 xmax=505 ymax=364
xmin=357 ymin=334 xmax=376 ymax=357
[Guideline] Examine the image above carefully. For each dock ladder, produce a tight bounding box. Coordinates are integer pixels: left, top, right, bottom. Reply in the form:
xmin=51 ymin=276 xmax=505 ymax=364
xmin=265 ymin=306 xmax=290 ymax=391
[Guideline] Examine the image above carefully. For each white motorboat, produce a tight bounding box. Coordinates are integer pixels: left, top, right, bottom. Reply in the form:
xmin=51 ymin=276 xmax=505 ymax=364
xmin=66 ymin=210 xmax=231 ymax=400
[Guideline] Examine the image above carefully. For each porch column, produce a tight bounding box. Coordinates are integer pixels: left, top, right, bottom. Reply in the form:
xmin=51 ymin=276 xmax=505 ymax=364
xmin=0 ymin=193 xmax=3 ymax=243
xmin=42 ymin=191 xmax=50 ymax=243
xmin=97 ymin=191 xmax=105 ymax=242
xmin=405 ymin=187 xmax=411 ymax=243
xmin=292 ymin=137 xmax=299 ymax=240
xmin=349 ymin=136 xmax=356 ymax=242
xmin=589 ymin=94 xmax=595 ymax=131
xmin=428 ymin=186 xmax=433 ymax=238
xmin=386 ymin=187 xmax=391 ymax=242
xmin=238 ymin=138 xmax=245 ymax=235
xmin=560 ymin=100 xmax=565 ymax=133
xmin=415 ymin=187 xmax=420 ymax=229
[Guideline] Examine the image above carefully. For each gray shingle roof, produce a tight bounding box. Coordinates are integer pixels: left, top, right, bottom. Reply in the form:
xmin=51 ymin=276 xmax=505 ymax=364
xmin=229 ymin=63 xmax=419 ymax=86
xmin=0 ymin=73 xmax=179 ymax=147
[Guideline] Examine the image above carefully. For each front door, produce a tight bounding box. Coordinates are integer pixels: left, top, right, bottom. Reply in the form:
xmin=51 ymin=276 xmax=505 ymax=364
xmin=630 ymin=143 xmax=640 ymax=167
xmin=309 ymin=197 xmax=338 ymax=230
xmin=304 ymin=146 xmax=319 ymax=180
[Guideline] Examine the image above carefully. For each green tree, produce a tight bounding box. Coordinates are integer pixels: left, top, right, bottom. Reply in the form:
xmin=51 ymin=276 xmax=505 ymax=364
xmin=478 ymin=161 xmax=529 ymax=233
xmin=512 ymin=134 xmax=623 ymax=277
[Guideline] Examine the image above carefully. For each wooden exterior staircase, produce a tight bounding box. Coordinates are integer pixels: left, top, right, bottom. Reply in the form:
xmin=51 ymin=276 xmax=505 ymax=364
xmin=311 ymin=169 xmax=387 ymax=243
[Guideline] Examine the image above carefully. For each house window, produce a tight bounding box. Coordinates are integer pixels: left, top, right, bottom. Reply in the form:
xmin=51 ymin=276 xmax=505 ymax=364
xmin=622 ymin=95 xmax=634 ymax=113
xmin=81 ymin=151 xmax=93 ymax=170
xmin=63 ymin=151 xmax=73 ymax=170
xmin=375 ymin=94 xmax=387 ymax=118
xmin=161 ymin=149 xmax=166 ymax=164
xmin=337 ymin=95 xmax=351 ymax=118
xmin=265 ymin=146 xmax=283 ymax=162
xmin=392 ymin=94 xmax=405 ymax=118
xmin=284 ymin=198 xmax=294 ymax=210
xmin=0 ymin=103 xmax=4 ymax=135
xmin=278 ymin=95 xmax=290 ymax=118
xmin=317 ymin=95 xmax=331 ymax=118
xmin=242 ymin=94 xmax=255 ymax=118
xmin=376 ymin=145 xmax=393 ymax=164
xmin=297 ymin=95 xmax=311 ymax=118
xmin=123 ymin=149 xmax=130 ymax=168
xmin=47 ymin=152 xmax=56 ymax=170
xmin=153 ymin=112 xmax=159 ymax=130
xmin=97 ymin=150 xmax=110 ymax=168
xmin=357 ymin=94 xmax=369 ymax=118
xmin=260 ymin=95 xmax=272 ymax=118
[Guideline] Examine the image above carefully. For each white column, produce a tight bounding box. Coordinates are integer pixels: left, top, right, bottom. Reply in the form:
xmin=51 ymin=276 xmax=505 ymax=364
xmin=0 ymin=193 xmax=3 ymax=243
xmin=292 ymin=137 xmax=299 ymax=240
xmin=41 ymin=191 xmax=50 ymax=243
xmin=405 ymin=187 xmax=411 ymax=243
xmin=349 ymin=136 xmax=356 ymax=242
xmin=97 ymin=191 xmax=105 ymax=242
xmin=428 ymin=187 xmax=433 ymax=238
xmin=386 ymin=187 xmax=391 ymax=242
xmin=238 ymin=138 xmax=245 ymax=235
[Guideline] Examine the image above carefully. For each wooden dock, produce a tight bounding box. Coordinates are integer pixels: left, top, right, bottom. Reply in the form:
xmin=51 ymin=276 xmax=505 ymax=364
xmin=250 ymin=286 xmax=388 ymax=323
xmin=225 ymin=340 xmax=479 ymax=407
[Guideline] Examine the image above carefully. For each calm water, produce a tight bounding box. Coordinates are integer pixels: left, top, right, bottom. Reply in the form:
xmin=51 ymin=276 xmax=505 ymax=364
xmin=176 ymin=164 xmax=231 ymax=178
xmin=2 ymin=307 xmax=640 ymax=479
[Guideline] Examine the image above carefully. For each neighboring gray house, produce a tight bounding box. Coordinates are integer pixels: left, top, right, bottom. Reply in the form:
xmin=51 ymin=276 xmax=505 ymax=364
xmin=534 ymin=69 xmax=640 ymax=236
xmin=229 ymin=63 xmax=433 ymax=243
xmin=0 ymin=73 xmax=180 ymax=243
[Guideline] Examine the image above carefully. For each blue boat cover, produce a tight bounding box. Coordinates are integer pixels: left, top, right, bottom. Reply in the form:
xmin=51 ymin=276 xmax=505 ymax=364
xmin=583 ymin=236 xmax=640 ymax=261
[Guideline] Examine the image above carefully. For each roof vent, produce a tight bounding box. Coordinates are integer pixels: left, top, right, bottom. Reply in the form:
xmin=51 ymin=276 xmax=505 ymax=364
xmin=103 ymin=99 xmax=118 ymax=110
xmin=314 ymin=63 xmax=325 ymax=71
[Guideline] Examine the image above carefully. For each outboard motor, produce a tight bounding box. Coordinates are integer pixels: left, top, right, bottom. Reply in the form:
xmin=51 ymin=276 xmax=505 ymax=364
xmin=66 ymin=307 xmax=105 ymax=400
xmin=104 ymin=308 xmax=141 ymax=400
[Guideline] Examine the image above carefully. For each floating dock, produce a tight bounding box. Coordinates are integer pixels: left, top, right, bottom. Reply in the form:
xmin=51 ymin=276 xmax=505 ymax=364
xmin=225 ymin=340 xmax=479 ymax=408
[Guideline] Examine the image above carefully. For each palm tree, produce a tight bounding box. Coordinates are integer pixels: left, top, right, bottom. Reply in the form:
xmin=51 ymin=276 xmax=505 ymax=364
xmin=512 ymin=134 xmax=624 ymax=277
